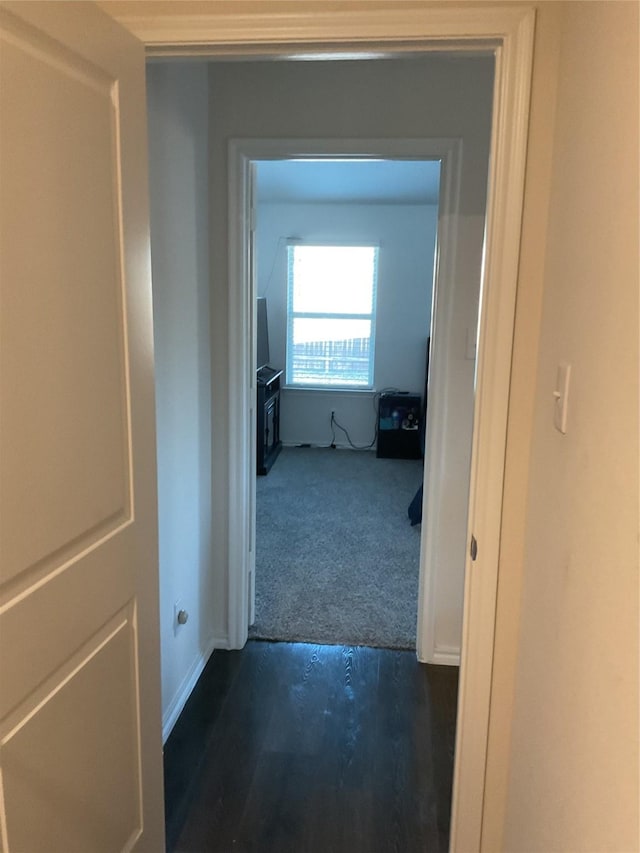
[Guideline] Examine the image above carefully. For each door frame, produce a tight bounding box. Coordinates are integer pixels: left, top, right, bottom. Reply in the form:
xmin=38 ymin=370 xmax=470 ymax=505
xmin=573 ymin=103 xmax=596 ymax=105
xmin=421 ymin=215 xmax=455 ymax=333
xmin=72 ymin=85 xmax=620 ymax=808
xmin=111 ymin=4 xmax=536 ymax=851
xmin=228 ymin=137 xmax=463 ymax=663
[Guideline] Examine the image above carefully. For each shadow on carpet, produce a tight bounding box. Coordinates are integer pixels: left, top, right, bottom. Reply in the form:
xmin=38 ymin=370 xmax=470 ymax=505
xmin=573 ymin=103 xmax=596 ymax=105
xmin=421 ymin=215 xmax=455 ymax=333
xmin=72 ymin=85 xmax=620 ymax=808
xmin=249 ymin=447 xmax=424 ymax=650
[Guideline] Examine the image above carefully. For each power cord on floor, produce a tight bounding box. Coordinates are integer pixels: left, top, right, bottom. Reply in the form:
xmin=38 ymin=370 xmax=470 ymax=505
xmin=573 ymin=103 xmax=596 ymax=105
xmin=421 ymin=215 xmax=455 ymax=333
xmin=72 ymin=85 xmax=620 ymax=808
xmin=328 ymin=389 xmax=402 ymax=451
xmin=328 ymin=409 xmax=374 ymax=451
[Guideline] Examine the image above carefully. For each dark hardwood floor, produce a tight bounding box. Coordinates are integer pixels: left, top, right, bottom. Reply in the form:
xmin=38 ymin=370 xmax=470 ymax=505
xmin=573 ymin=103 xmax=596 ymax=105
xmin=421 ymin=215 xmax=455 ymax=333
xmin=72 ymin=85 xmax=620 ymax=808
xmin=164 ymin=641 xmax=458 ymax=853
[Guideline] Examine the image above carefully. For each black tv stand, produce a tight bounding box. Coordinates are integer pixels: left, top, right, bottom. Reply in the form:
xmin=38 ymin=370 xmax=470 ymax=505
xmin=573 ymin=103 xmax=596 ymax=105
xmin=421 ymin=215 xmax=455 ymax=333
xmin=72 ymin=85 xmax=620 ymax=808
xmin=257 ymin=366 xmax=283 ymax=475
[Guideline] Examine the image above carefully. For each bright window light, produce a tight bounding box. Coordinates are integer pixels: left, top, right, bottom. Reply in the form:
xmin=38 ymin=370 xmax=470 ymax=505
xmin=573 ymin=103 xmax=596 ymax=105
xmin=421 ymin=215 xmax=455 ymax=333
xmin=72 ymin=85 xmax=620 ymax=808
xmin=286 ymin=245 xmax=379 ymax=387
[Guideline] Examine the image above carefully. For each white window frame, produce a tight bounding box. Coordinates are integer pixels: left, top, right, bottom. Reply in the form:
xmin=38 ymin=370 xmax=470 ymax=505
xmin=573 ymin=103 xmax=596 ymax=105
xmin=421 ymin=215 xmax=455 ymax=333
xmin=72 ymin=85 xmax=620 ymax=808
xmin=285 ymin=243 xmax=379 ymax=390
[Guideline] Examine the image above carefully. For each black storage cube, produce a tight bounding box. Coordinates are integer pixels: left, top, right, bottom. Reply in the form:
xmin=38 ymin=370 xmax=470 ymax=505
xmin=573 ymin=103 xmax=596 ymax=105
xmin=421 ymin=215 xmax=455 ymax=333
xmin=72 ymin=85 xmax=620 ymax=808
xmin=376 ymin=393 xmax=422 ymax=459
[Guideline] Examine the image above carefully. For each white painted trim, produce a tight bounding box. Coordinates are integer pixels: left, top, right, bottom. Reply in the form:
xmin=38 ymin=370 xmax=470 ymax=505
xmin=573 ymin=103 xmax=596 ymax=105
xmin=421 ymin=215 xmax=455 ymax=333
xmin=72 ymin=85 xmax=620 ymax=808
xmin=108 ymin=5 xmax=534 ymax=56
xmin=107 ymin=5 xmax=537 ymax=850
xmin=228 ymin=152 xmax=254 ymax=649
xmin=282 ymin=387 xmax=377 ymax=395
xmin=230 ymin=136 xmax=462 ymax=662
xmin=248 ymin=163 xmax=258 ymax=629
xmin=415 ymin=137 xmax=463 ymax=666
xmin=432 ymin=646 xmax=462 ymax=667
xmin=161 ymin=635 xmax=220 ymax=743
xmin=212 ymin=636 xmax=232 ymax=652
xmin=449 ymin=11 xmax=536 ymax=853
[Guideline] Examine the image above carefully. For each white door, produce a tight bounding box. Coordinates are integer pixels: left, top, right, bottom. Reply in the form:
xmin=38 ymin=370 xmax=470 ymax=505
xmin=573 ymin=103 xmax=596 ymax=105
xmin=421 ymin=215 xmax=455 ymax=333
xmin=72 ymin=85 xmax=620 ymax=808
xmin=0 ymin=3 xmax=164 ymax=851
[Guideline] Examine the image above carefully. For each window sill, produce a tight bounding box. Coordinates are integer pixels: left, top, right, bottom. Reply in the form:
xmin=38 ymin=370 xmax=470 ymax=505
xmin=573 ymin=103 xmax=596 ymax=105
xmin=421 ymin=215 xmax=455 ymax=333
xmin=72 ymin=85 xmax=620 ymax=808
xmin=283 ymin=385 xmax=376 ymax=395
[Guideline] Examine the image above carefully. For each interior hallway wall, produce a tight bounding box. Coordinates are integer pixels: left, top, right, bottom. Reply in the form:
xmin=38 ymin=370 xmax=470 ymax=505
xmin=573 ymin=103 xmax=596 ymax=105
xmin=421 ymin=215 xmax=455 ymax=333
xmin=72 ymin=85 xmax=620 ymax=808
xmin=147 ymin=62 xmax=215 ymax=739
xmin=496 ymin=3 xmax=639 ymax=849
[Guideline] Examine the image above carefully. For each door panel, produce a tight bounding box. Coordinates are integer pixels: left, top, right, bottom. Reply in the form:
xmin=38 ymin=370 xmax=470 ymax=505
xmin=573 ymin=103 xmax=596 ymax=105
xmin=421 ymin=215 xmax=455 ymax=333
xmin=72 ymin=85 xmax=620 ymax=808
xmin=0 ymin=3 xmax=164 ymax=850
xmin=0 ymin=540 xmax=132 ymax=721
xmin=2 ymin=606 xmax=140 ymax=853
xmin=1 ymin=14 xmax=130 ymax=587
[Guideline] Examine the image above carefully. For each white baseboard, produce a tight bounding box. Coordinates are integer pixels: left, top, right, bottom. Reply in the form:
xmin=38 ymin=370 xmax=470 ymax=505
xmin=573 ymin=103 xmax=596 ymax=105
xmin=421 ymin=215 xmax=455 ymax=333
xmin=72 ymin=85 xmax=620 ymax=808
xmin=432 ymin=645 xmax=461 ymax=667
xmin=162 ymin=635 xmax=227 ymax=743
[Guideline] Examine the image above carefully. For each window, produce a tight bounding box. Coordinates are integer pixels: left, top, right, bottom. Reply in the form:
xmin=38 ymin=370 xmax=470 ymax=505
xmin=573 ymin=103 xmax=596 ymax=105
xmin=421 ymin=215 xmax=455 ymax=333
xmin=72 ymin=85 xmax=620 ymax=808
xmin=286 ymin=244 xmax=379 ymax=388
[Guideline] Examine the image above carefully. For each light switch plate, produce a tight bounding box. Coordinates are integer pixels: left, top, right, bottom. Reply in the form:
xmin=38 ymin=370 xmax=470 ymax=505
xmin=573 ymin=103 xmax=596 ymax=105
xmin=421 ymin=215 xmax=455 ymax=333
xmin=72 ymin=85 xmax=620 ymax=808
xmin=553 ymin=362 xmax=571 ymax=434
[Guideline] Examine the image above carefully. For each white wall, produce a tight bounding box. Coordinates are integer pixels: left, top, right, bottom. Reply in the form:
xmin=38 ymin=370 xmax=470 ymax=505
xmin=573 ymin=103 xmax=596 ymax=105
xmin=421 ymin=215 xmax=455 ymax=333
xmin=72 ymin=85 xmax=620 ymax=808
xmin=208 ymin=56 xmax=494 ymax=653
xmin=500 ymin=3 xmax=639 ymax=850
xmin=146 ymin=63 xmax=215 ymax=740
xmin=256 ymin=201 xmax=438 ymax=446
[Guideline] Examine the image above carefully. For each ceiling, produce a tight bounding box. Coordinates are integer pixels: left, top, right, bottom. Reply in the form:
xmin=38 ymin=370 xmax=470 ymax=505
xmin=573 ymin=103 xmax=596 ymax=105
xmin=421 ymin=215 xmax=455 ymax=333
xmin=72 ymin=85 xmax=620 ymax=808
xmin=255 ymin=159 xmax=441 ymax=205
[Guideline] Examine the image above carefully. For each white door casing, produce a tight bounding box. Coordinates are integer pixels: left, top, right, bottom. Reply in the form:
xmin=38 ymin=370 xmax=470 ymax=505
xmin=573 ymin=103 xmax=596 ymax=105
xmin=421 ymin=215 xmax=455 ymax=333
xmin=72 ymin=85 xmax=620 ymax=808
xmin=0 ymin=3 xmax=164 ymax=850
xmin=228 ymin=137 xmax=464 ymax=663
xmin=248 ymin=161 xmax=258 ymax=628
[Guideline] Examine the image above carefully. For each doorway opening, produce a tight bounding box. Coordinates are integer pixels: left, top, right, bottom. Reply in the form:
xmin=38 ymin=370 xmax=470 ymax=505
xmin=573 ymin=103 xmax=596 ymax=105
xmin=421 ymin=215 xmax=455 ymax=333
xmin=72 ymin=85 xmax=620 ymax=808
xmin=145 ymin=3 xmax=535 ymax=842
xmin=250 ymin=157 xmax=440 ymax=651
xmin=245 ymin=153 xmax=461 ymax=655
xmin=226 ymin=113 xmax=482 ymax=667
xmin=218 ymin=49 xmax=495 ymax=671
xmin=151 ymin=52 xmax=492 ymax=848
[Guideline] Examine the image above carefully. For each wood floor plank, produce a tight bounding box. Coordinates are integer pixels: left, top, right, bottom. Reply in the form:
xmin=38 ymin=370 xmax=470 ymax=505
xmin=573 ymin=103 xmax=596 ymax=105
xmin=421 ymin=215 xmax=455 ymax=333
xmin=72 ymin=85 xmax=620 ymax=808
xmin=167 ymin=641 xmax=458 ymax=853
xmin=164 ymin=648 xmax=245 ymax=850
xmin=261 ymin=643 xmax=334 ymax=756
xmin=423 ymin=662 xmax=459 ymax=847
xmin=174 ymin=642 xmax=283 ymax=851
xmin=299 ymin=645 xmax=380 ymax=852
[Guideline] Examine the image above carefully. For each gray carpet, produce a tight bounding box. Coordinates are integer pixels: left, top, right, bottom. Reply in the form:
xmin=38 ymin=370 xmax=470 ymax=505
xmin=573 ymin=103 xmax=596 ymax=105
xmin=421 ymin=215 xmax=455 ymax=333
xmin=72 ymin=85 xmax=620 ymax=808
xmin=249 ymin=447 xmax=423 ymax=649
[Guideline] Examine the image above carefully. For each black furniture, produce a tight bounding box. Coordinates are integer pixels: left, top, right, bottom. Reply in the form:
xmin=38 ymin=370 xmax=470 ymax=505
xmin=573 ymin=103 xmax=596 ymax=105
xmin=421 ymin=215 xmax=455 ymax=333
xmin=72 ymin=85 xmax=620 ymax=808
xmin=407 ymin=337 xmax=431 ymax=524
xmin=257 ymin=366 xmax=282 ymax=475
xmin=376 ymin=392 xmax=422 ymax=459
